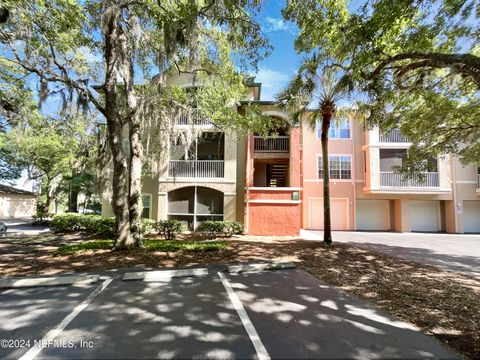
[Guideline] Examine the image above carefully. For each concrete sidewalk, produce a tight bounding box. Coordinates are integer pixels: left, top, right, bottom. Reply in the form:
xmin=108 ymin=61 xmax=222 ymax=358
xmin=301 ymin=230 xmax=480 ymax=279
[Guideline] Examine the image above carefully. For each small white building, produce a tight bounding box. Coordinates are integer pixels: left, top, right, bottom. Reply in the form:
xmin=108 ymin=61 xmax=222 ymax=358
xmin=0 ymin=184 xmax=36 ymax=219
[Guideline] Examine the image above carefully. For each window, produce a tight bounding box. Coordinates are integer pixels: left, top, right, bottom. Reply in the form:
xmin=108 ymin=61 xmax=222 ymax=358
xmin=317 ymin=119 xmax=350 ymax=139
xmin=142 ymin=194 xmax=151 ymax=219
xmin=318 ymin=155 xmax=352 ymax=180
xmin=380 ymin=149 xmax=407 ymax=172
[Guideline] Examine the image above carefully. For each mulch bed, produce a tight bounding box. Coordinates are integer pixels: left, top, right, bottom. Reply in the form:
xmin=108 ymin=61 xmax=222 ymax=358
xmin=0 ymin=233 xmax=478 ymax=358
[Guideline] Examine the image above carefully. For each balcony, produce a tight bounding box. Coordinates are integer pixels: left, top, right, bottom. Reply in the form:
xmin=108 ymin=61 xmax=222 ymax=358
xmin=380 ymin=172 xmax=439 ymax=188
xmin=176 ymin=111 xmax=213 ymax=126
xmin=168 ymin=160 xmax=224 ymax=178
xmin=254 ymin=136 xmax=289 ymax=152
xmin=379 ymin=129 xmax=410 ymax=143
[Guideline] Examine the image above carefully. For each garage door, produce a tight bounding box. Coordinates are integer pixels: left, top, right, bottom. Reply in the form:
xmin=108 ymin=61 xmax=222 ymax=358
xmin=463 ymin=201 xmax=480 ymax=233
xmin=410 ymin=200 xmax=441 ymax=232
xmin=310 ymin=198 xmax=349 ymax=230
xmin=356 ymin=199 xmax=390 ymax=231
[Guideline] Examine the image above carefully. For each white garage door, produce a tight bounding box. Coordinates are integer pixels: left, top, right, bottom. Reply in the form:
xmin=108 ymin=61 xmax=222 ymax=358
xmin=356 ymin=199 xmax=390 ymax=231
xmin=410 ymin=200 xmax=441 ymax=232
xmin=463 ymin=201 xmax=480 ymax=233
xmin=310 ymin=198 xmax=349 ymax=230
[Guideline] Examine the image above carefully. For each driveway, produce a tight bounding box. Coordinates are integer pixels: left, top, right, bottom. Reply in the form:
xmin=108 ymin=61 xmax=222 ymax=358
xmin=0 ymin=267 xmax=457 ymax=359
xmin=301 ymin=230 xmax=480 ymax=279
xmin=0 ymin=218 xmax=50 ymax=236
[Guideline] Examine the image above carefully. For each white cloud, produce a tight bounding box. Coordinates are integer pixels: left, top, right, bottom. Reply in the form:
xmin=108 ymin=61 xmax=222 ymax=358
xmin=253 ymin=67 xmax=291 ymax=100
xmin=264 ymin=17 xmax=294 ymax=33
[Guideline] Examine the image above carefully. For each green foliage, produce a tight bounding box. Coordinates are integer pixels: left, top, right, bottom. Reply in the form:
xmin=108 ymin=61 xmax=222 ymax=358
xmin=196 ymin=220 xmax=244 ymax=238
xmin=56 ymin=239 xmax=227 ymax=254
xmin=140 ymin=218 xmax=157 ymax=235
xmin=52 ymin=213 xmax=156 ymax=238
xmin=56 ymin=240 xmax=112 ymax=254
xmin=282 ymin=0 xmax=480 ymax=165
xmin=156 ymin=220 xmax=185 ymax=240
xmin=144 ymin=239 xmax=227 ymax=252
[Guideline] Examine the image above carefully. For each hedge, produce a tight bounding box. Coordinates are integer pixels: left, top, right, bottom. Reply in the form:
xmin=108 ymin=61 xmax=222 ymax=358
xmin=52 ymin=213 xmax=156 ymax=238
xmin=196 ymin=220 xmax=244 ymax=238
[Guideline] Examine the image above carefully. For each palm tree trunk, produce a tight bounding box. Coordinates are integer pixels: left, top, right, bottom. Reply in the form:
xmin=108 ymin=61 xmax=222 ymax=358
xmin=321 ymin=114 xmax=332 ymax=244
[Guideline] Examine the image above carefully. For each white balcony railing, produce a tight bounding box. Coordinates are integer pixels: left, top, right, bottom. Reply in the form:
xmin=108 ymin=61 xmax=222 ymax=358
xmin=379 ymin=129 xmax=410 ymax=143
xmin=254 ymin=136 xmax=289 ymax=152
xmin=168 ymin=160 xmax=224 ymax=178
xmin=176 ymin=110 xmax=212 ymax=126
xmin=380 ymin=172 xmax=439 ymax=188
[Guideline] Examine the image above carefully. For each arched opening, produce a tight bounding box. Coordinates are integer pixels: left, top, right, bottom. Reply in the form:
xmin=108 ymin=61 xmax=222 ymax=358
xmin=167 ymin=186 xmax=224 ymax=230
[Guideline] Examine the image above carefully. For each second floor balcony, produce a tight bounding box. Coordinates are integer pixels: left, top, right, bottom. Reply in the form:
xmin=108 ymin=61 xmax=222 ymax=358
xmin=168 ymin=160 xmax=224 ymax=178
xmin=254 ymin=136 xmax=289 ymax=152
xmin=380 ymin=171 xmax=439 ymax=188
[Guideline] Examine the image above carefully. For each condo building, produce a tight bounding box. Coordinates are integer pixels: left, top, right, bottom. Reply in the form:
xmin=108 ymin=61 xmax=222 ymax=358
xmin=100 ymin=78 xmax=480 ymax=236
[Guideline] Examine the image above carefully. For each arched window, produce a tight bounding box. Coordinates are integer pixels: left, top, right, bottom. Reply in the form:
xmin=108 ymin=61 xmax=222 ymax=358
xmin=167 ymin=186 xmax=224 ymax=230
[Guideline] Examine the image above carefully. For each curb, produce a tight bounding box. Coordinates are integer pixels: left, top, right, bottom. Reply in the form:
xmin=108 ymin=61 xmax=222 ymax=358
xmin=122 ymin=268 xmax=209 ymax=281
xmin=228 ymin=262 xmax=296 ymax=274
xmin=0 ymin=275 xmax=100 ymax=288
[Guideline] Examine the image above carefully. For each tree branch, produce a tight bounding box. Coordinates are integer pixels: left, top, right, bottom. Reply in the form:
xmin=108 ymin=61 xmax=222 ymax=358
xmin=369 ymin=52 xmax=480 ymax=88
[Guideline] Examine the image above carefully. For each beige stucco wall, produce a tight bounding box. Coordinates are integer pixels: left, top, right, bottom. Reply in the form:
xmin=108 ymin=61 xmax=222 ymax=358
xmin=0 ymin=194 xmax=36 ymax=218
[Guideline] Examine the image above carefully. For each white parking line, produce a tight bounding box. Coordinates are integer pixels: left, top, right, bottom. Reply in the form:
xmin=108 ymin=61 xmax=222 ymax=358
xmin=217 ymin=271 xmax=270 ymax=360
xmin=19 ymin=278 xmax=113 ymax=360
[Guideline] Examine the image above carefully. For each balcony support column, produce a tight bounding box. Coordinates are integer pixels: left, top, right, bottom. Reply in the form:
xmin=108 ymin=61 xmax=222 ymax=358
xmin=393 ymin=199 xmax=411 ymax=232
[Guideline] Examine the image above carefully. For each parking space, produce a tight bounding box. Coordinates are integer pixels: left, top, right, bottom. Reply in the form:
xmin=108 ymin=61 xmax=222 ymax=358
xmin=0 ymin=285 xmax=97 ymax=359
xmin=0 ymin=267 xmax=459 ymax=359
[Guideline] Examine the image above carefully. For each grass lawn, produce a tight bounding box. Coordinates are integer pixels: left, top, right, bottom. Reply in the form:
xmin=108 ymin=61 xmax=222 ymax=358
xmin=55 ymin=239 xmax=227 ymax=254
xmin=0 ymin=232 xmax=478 ymax=358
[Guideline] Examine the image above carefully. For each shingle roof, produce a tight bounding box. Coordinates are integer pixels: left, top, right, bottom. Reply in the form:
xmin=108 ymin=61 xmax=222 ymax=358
xmin=0 ymin=184 xmax=36 ymax=196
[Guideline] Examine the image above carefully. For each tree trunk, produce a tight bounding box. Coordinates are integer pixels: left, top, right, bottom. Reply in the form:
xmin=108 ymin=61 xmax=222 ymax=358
xmin=321 ymin=114 xmax=332 ymax=244
xmin=129 ymin=120 xmax=144 ymax=246
xmin=126 ymin=54 xmax=143 ymax=247
xmin=103 ymin=1 xmax=133 ymax=249
xmin=68 ymin=172 xmax=79 ymax=212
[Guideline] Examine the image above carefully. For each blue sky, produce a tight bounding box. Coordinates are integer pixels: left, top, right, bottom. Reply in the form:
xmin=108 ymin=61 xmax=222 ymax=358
xmin=252 ymin=0 xmax=301 ymax=101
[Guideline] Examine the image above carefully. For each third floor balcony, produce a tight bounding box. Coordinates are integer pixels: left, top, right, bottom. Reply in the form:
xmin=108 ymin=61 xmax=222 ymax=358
xmin=379 ymin=128 xmax=410 ymax=143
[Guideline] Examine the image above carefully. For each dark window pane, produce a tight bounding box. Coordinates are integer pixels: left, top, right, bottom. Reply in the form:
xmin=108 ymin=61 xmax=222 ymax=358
xmin=380 ymin=149 xmax=407 ymax=171
xmin=196 ymin=187 xmax=224 ymax=215
xmin=168 ymin=187 xmax=195 ymax=214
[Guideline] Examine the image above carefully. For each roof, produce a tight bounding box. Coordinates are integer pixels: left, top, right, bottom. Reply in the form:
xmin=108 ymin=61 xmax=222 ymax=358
xmin=0 ymin=184 xmax=36 ymax=196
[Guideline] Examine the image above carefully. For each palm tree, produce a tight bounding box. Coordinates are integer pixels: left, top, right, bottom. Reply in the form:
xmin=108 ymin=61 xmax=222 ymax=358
xmin=279 ymin=55 xmax=352 ymax=244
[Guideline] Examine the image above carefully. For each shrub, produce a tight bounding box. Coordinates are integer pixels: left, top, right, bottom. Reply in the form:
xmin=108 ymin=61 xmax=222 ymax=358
xmin=52 ymin=213 xmax=156 ymax=238
xmin=196 ymin=220 xmax=244 ymax=238
xmin=140 ymin=218 xmax=157 ymax=234
xmin=156 ymin=220 xmax=185 ymax=240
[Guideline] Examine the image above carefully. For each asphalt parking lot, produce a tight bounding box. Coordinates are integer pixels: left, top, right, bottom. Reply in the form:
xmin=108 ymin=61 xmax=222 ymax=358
xmin=0 ymin=266 xmax=459 ymax=359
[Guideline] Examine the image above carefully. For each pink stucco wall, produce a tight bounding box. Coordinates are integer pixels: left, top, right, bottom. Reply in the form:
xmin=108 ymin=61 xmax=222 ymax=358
xmin=244 ymin=127 xmax=302 ymax=236
xmin=248 ymin=203 xmax=301 ymax=236
xmin=301 ymin=121 xmax=356 ymax=230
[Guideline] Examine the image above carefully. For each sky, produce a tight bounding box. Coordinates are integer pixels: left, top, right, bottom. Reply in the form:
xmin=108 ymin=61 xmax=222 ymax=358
xmin=252 ymin=0 xmax=301 ymax=101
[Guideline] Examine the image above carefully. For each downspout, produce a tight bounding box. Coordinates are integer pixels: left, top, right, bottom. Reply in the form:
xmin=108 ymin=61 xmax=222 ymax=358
xmin=245 ymin=131 xmax=251 ymax=234
xmin=451 ymin=156 xmax=458 ymax=233
xmin=352 ymin=118 xmax=357 ymax=230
